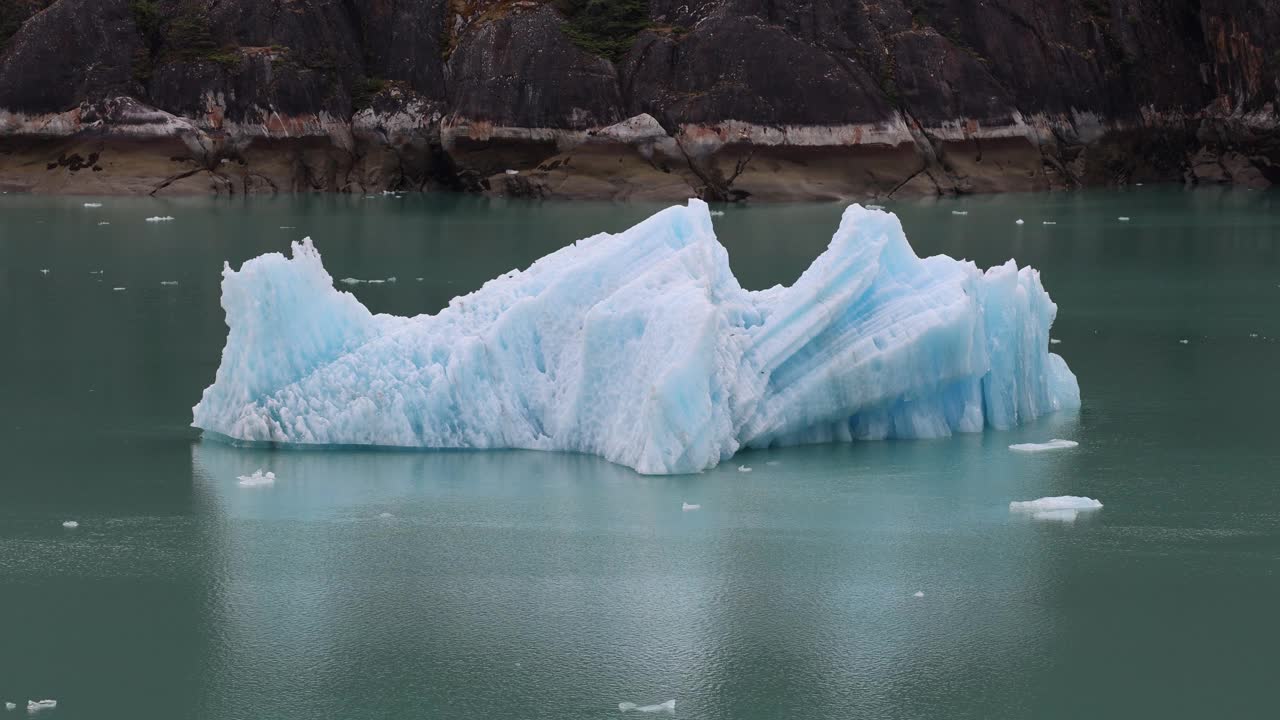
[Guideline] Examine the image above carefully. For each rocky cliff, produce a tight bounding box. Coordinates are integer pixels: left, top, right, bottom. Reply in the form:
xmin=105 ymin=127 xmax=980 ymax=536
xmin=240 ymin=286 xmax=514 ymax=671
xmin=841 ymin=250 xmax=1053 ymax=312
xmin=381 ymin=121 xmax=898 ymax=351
xmin=0 ymin=0 xmax=1276 ymax=199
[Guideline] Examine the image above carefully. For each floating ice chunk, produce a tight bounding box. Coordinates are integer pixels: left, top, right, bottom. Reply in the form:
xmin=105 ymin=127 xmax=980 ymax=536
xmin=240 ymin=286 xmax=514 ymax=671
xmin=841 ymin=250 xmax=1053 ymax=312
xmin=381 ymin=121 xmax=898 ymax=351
xmin=1179 ymin=339 xmax=1189 ymax=344
xmin=5 ymin=701 xmax=14 ymax=710
xmin=913 ymin=591 xmax=924 ymax=598
xmin=415 ymin=277 xmax=424 ymax=282
xmin=26 ymin=700 xmax=56 ymax=712
xmin=279 ymin=226 xmax=296 ymax=229
xmin=618 ymin=700 xmax=675 ymax=713
xmin=1015 ymin=219 xmax=1024 ymax=224
xmin=83 ymin=202 xmax=102 ymax=207
xmin=951 ymin=210 xmax=968 ymax=215
xmin=1042 ymin=221 xmax=1056 ymax=225
xmin=1049 ymin=338 xmax=1061 ymax=344
xmin=145 ymin=216 xmax=174 ymax=222
xmin=386 ymin=277 xmax=397 ymax=283
xmin=681 ymin=502 xmax=700 ymax=511
xmin=98 ymin=221 xmax=110 ymax=225
xmin=1118 ymin=216 xmax=1130 ymax=221
xmin=193 ymin=203 xmax=1080 ymax=474
xmin=90 ymin=270 xmax=103 ymax=274
xmin=62 ymin=520 xmax=79 ymax=529
xmin=709 ymin=210 xmax=725 ymax=216
xmin=378 ymin=512 xmax=394 ymax=519
xmin=160 ymin=281 xmax=179 ymax=286
xmin=1250 ymin=333 xmax=1259 ymax=338
xmin=1032 ymin=508 xmax=1080 ymax=521
xmin=40 ymin=268 xmax=49 ymax=274
xmin=505 ymin=169 xmax=519 ymax=175
xmin=340 ymin=278 xmax=362 ymax=285
xmin=237 ymin=469 xmax=276 ymax=487
xmin=112 ymin=287 xmax=126 ymax=291
xmin=1009 ymin=496 xmax=1102 ymax=514
xmin=737 ymin=465 xmax=752 ymax=473
xmin=1009 ymin=439 xmax=1078 ymax=452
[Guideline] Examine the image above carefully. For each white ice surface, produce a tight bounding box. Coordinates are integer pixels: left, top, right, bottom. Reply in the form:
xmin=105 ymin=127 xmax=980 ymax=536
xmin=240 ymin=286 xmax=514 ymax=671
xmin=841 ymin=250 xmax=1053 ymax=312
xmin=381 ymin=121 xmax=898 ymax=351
xmin=237 ymin=470 xmax=276 ymax=487
xmin=618 ymin=700 xmax=675 ymax=713
xmin=26 ymin=700 xmax=56 ymax=712
xmin=1009 ymin=439 xmax=1078 ymax=452
xmin=193 ymin=200 xmax=1080 ymax=474
xmin=1009 ymin=496 xmax=1102 ymax=513
xmin=61 ymin=520 xmax=79 ymax=529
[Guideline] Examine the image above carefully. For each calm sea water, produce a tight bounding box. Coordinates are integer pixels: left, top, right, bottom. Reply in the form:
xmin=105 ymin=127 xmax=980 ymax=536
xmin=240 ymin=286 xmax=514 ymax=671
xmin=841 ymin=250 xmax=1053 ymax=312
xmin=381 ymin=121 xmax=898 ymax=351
xmin=1 ymin=189 xmax=1277 ymax=719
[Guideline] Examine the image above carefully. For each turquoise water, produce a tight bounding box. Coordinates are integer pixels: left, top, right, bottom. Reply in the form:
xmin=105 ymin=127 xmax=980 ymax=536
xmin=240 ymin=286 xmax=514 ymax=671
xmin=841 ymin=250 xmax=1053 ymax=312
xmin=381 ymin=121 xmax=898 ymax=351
xmin=1 ymin=189 xmax=1278 ymax=718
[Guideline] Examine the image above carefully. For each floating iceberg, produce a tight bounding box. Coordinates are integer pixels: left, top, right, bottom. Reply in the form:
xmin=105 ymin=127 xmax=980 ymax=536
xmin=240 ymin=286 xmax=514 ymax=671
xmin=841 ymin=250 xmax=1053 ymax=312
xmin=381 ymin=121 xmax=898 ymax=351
xmin=1009 ymin=496 xmax=1102 ymax=514
xmin=26 ymin=700 xmax=56 ymax=712
xmin=192 ymin=200 xmax=1079 ymax=474
xmin=681 ymin=502 xmax=700 ymax=511
xmin=83 ymin=202 xmax=102 ymax=208
xmin=237 ymin=469 xmax=276 ymax=487
xmin=618 ymin=700 xmax=675 ymax=713
xmin=62 ymin=520 xmax=79 ymax=529
xmin=913 ymin=590 xmax=924 ymax=598
xmin=145 ymin=216 xmax=174 ymax=222
xmin=1009 ymin=439 xmax=1078 ymax=452
xmin=5 ymin=700 xmax=15 ymax=710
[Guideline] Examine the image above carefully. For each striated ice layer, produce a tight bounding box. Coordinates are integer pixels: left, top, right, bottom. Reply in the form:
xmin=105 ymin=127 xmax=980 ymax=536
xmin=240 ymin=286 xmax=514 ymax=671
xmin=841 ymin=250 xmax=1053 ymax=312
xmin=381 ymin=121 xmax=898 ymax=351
xmin=192 ymin=200 xmax=1080 ymax=474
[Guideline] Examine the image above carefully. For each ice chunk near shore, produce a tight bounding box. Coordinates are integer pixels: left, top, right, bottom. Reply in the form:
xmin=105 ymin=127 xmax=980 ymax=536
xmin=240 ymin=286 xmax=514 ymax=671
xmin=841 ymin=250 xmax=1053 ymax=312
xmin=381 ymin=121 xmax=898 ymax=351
xmin=26 ymin=700 xmax=56 ymax=712
xmin=237 ymin=470 xmax=275 ymax=487
xmin=145 ymin=216 xmax=174 ymax=222
xmin=682 ymin=502 xmax=700 ymax=511
xmin=192 ymin=200 xmax=1079 ymax=474
xmin=618 ymin=700 xmax=675 ymax=713
xmin=1009 ymin=439 xmax=1078 ymax=452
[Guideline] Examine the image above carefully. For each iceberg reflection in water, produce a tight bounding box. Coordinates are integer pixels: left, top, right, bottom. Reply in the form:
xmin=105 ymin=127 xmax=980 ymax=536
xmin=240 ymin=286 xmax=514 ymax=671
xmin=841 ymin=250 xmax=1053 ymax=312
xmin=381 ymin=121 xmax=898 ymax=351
xmin=193 ymin=200 xmax=1078 ymax=473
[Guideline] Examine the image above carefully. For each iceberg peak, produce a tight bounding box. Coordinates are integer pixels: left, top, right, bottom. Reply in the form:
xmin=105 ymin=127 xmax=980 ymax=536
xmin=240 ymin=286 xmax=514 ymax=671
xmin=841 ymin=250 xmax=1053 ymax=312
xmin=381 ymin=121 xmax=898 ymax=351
xmin=193 ymin=201 xmax=1079 ymax=474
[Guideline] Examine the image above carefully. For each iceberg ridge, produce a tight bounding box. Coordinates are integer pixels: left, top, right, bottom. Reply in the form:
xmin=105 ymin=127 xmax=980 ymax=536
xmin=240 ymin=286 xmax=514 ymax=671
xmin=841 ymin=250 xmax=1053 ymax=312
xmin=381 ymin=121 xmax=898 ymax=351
xmin=192 ymin=200 xmax=1079 ymax=474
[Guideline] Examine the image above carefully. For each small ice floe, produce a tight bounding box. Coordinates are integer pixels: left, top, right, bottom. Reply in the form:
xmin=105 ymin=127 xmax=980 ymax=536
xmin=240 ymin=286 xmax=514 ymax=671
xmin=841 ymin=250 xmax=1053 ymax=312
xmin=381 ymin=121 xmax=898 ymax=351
xmin=504 ymin=169 xmax=519 ymax=175
xmin=340 ymin=277 xmax=362 ymax=285
xmin=737 ymin=465 xmax=752 ymax=472
xmin=709 ymin=210 xmax=725 ymax=217
xmin=378 ymin=512 xmax=394 ymax=519
xmin=951 ymin=210 xmax=968 ymax=215
xmin=1042 ymin=221 xmax=1057 ymax=225
xmin=237 ymin=469 xmax=276 ymax=487
xmin=386 ymin=277 xmax=397 ymax=283
xmin=112 ymin=287 xmax=126 ymax=291
xmin=27 ymin=700 xmax=56 ymax=712
xmin=1009 ymin=439 xmax=1078 ymax=452
xmin=368 ymin=279 xmax=385 ymax=284
xmin=1009 ymin=496 xmax=1102 ymax=522
xmin=1118 ymin=216 xmax=1130 ymax=221
xmin=913 ymin=591 xmax=924 ymax=598
xmin=279 ymin=226 xmax=296 ymax=229
xmin=1049 ymin=338 xmax=1062 ymax=344
xmin=83 ymin=202 xmax=102 ymax=208
xmin=1015 ymin=218 xmax=1025 ymax=224
xmin=415 ymin=277 xmax=424 ymax=282
xmin=160 ymin=280 xmax=178 ymax=286
xmin=681 ymin=502 xmax=701 ymax=512
xmin=89 ymin=270 xmax=103 ymax=275
xmin=5 ymin=700 xmax=15 ymax=710
xmin=1249 ymin=333 xmax=1259 ymax=338
xmin=97 ymin=221 xmax=110 ymax=226
xmin=1179 ymin=339 xmax=1189 ymax=345
xmin=40 ymin=268 xmax=49 ymax=275
xmin=145 ymin=216 xmax=174 ymax=222
xmin=62 ymin=520 xmax=79 ymax=529
xmin=1136 ymin=182 xmax=1144 ymax=186
xmin=618 ymin=700 xmax=675 ymax=713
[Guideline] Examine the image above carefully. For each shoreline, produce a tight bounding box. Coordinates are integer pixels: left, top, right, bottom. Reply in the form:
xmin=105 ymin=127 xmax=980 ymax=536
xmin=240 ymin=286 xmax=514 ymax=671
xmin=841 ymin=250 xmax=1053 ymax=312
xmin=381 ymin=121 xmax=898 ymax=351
xmin=2 ymin=101 xmax=1274 ymax=202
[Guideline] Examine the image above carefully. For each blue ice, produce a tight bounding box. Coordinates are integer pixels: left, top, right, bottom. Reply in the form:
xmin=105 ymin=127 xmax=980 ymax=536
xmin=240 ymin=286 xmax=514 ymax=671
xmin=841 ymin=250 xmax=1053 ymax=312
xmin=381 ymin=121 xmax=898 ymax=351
xmin=192 ymin=200 xmax=1079 ymax=474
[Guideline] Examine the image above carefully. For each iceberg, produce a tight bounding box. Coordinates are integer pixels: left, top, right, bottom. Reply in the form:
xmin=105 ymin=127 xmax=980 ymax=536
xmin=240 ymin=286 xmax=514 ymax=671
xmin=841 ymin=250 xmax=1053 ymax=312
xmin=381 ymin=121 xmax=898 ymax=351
xmin=1009 ymin=439 xmax=1078 ymax=452
xmin=618 ymin=700 xmax=675 ymax=713
xmin=1009 ymin=496 xmax=1102 ymax=513
xmin=681 ymin=502 xmax=701 ymax=511
xmin=237 ymin=469 xmax=276 ymax=487
xmin=26 ymin=700 xmax=56 ymax=712
xmin=192 ymin=200 xmax=1079 ymax=474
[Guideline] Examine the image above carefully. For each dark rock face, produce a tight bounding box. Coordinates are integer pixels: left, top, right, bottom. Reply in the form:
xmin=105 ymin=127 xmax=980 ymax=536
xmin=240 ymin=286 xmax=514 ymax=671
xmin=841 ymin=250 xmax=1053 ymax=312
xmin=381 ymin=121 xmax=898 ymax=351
xmin=1 ymin=0 xmax=1278 ymax=198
